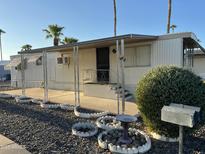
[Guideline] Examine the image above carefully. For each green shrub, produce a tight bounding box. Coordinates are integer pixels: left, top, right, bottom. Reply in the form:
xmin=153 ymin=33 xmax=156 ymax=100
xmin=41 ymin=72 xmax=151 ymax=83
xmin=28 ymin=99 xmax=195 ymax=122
xmin=136 ymin=66 xmax=205 ymax=138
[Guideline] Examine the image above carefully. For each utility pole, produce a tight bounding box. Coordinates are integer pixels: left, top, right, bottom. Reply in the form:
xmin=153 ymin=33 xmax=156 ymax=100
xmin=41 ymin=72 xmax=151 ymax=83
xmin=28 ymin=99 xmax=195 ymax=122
xmin=113 ymin=0 xmax=117 ymax=36
xmin=167 ymin=0 xmax=172 ymax=33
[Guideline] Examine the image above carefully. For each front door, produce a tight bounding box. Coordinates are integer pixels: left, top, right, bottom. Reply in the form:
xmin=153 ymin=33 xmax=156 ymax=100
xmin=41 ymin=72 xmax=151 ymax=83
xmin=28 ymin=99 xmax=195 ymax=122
xmin=96 ymin=47 xmax=110 ymax=83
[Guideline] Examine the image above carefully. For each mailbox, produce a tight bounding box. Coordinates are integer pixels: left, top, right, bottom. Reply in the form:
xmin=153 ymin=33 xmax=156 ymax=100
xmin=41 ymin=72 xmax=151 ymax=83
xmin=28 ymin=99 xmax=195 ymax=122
xmin=161 ymin=104 xmax=201 ymax=128
xmin=170 ymin=103 xmax=202 ymax=124
xmin=161 ymin=104 xmax=201 ymax=154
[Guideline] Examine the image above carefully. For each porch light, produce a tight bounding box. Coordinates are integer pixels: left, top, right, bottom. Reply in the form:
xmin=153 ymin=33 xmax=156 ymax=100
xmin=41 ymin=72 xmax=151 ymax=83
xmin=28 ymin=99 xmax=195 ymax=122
xmin=112 ymin=49 xmax=117 ymax=54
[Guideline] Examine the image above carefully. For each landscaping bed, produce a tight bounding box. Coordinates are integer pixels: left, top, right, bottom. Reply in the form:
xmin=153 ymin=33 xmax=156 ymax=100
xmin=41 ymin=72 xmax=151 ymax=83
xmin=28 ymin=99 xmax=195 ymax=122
xmin=0 ymin=98 xmax=204 ymax=154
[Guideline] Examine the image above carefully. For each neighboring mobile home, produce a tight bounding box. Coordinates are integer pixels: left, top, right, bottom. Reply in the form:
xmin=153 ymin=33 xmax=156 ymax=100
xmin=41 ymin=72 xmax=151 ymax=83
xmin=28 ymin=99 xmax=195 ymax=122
xmin=0 ymin=60 xmax=10 ymax=81
xmin=6 ymin=32 xmax=205 ymax=100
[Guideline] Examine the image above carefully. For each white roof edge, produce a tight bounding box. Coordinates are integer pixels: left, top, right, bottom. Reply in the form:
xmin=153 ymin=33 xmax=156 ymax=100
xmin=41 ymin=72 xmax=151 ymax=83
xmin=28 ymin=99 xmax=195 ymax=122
xmin=158 ymin=32 xmax=198 ymax=41
xmin=10 ymin=53 xmax=42 ymax=60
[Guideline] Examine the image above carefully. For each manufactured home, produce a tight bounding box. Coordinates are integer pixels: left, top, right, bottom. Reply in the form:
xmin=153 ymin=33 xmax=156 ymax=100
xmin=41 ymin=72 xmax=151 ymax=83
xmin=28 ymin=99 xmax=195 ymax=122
xmin=0 ymin=60 xmax=10 ymax=81
xmin=6 ymin=32 xmax=205 ymax=100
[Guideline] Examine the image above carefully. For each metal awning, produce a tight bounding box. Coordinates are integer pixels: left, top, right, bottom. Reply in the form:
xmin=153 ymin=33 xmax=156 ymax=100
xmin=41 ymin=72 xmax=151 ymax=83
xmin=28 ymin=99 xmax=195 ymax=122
xmin=5 ymin=57 xmax=21 ymax=68
xmin=16 ymin=33 xmax=205 ymax=54
xmin=183 ymin=37 xmax=205 ymax=53
xmin=27 ymin=55 xmax=42 ymax=63
xmin=17 ymin=34 xmax=158 ymax=54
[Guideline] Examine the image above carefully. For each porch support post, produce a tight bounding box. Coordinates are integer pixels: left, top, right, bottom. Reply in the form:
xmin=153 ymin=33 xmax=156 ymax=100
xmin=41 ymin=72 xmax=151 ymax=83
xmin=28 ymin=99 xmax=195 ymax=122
xmin=73 ymin=46 xmax=80 ymax=106
xmin=120 ymin=39 xmax=125 ymax=114
xmin=73 ymin=47 xmax=77 ymax=106
xmin=20 ymin=53 xmax=25 ymax=96
xmin=184 ymin=48 xmax=193 ymax=71
xmin=116 ymin=40 xmax=120 ymax=114
xmin=76 ymin=46 xmax=80 ymax=106
xmin=43 ymin=50 xmax=48 ymax=103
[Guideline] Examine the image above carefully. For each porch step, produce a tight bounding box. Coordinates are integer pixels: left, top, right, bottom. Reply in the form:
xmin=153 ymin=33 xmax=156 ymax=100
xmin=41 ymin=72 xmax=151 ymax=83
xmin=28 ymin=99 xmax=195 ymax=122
xmin=83 ymin=83 xmax=134 ymax=101
xmin=110 ymin=84 xmax=134 ymax=101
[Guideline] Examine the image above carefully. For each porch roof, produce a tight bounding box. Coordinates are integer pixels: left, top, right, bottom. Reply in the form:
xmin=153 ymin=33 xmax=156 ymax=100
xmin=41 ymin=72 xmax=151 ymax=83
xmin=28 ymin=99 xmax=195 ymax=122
xmin=18 ymin=34 xmax=158 ymax=54
xmin=27 ymin=55 xmax=42 ymax=63
xmin=183 ymin=37 xmax=205 ymax=53
xmin=17 ymin=32 xmax=205 ymax=54
xmin=6 ymin=57 xmax=21 ymax=67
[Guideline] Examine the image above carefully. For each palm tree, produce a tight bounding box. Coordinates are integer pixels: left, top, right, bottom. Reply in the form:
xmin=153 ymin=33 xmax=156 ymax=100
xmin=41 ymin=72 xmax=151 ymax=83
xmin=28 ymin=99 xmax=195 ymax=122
xmin=113 ymin=0 xmax=117 ymax=36
xmin=0 ymin=29 xmax=6 ymax=61
xmin=61 ymin=37 xmax=78 ymax=45
xmin=21 ymin=44 xmax=32 ymax=51
xmin=167 ymin=0 xmax=172 ymax=33
xmin=43 ymin=24 xmax=64 ymax=46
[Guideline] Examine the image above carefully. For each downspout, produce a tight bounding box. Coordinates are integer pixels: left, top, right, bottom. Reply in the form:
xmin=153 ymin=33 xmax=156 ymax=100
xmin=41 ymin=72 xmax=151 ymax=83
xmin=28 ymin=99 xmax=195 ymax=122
xmin=43 ymin=50 xmax=48 ymax=103
xmin=73 ymin=46 xmax=80 ymax=106
xmin=20 ymin=53 xmax=25 ymax=96
xmin=116 ymin=40 xmax=120 ymax=114
xmin=76 ymin=46 xmax=80 ymax=106
xmin=120 ymin=39 xmax=125 ymax=114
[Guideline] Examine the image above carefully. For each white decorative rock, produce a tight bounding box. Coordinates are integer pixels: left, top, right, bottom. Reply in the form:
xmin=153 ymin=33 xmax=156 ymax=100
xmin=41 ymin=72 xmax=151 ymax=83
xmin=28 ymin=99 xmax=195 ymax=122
xmin=108 ymin=143 xmax=113 ymax=150
xmin=0 ymin=93 xmax=13 ymax=99
xmin=98 ymin=132 xmax=108 ymax=149
xmin=31 ymin=99 xmax=42 ymax=104
xmin=72 ymin=122 xmax=98 ymax=137
xmin=122 ymin=147 xmax=128 ymax=153
xmin=138 ymin=146 xmax=145 ymax=153
xmin=132 ymin=147 xmax=138 ymax=153
xmin=96 ymin=116 xmax=122 ymax=130
xmin=74 ymin=106 xmax=108 ymax=118
xmin=60 ymin=104 xmax=74 ymax=111
xmin=104 ymin=129 xmax=151 ymax=154
xmin=150 ymin=131 xmax=178 ymax=142
xmin=117 ymin=145 xmax=121 ymax=151
xmin=108 ymin=143 xmax=114 ymax=151
xmin=127 ymin=148 xmax=133 ymax=154
xmin=39 ymin=101 xmax=74 ymax=111
xmin=40 ymin=103 xmax=48 ymax=108
xmin=15 ymin=96 xmax=32 ymax=103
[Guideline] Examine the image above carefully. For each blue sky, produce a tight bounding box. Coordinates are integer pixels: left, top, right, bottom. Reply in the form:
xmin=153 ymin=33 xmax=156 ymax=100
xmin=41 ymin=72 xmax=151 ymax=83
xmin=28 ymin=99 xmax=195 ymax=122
xmin=0 ymin=0 xmax=204 ymax=60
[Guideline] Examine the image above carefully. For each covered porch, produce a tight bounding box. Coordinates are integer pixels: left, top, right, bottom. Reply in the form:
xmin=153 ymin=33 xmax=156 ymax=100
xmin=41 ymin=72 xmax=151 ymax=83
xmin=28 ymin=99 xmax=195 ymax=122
xmin=16 ymin=34 xmax=157 ymax=114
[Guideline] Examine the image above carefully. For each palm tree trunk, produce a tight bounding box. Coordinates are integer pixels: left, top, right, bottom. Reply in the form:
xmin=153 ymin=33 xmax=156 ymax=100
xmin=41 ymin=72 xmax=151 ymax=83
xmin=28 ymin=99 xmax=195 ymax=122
xmin=167 ymin=0 xmax=172 ymax=34
xmin=53 ymin=38 xmax=59 ymax=46
xmin=113 ymin=0 xmax=117 ymax=36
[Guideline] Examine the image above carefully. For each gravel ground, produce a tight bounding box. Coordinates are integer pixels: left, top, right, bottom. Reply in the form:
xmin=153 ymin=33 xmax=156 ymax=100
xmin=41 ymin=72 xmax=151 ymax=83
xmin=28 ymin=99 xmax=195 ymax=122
xmin=0 ymin=98 xmax=204 ymax=154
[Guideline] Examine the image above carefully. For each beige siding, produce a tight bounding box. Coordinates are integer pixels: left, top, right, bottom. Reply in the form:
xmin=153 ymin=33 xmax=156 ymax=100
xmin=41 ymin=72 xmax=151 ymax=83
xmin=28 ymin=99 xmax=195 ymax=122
xmin=110 ymin=38 xmax=183 ymax=93
xmin=11 ymin=54 xmax=43 ymax=87
xmin=48 ymin=48 xmax=96 ymax=90
xmin=152 ymin=38 xmax=183 ymax=66
xmin=193 ymin=56 xmax=205 ymax=79
xmin=11 ymin=38 xmax=184 ymax=94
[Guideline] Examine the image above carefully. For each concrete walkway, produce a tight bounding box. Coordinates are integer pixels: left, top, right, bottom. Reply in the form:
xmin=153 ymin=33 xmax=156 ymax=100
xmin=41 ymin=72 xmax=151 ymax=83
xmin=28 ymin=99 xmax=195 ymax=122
xmin=2 ymin=88 xmax=139 ymax=115
xmin=0 ymin=134 xmax=30 ymax=154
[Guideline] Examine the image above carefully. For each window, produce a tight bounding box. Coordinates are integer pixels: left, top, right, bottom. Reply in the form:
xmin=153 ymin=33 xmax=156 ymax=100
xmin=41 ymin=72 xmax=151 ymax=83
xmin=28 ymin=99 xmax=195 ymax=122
xmin=63 ymin=57 xmax=70 ymax=65
xmin=57 ymin=57 xmax=63 ymax=64
xmin=124 ymin=45 xmax=151 ymax=67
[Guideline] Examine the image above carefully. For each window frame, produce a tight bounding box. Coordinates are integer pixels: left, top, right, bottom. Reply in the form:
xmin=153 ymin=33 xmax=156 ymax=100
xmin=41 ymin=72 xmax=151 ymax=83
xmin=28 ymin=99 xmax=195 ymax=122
xmin=124 ymin=45 xmax=151 ymax=68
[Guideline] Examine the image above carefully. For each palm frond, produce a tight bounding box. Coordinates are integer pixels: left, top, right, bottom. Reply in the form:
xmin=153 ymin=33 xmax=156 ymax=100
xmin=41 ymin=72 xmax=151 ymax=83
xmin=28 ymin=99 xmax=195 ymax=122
xmin=21 ymin=44 xmax=32 ymax=51
xmin=43 ymin=24 xmax=65 ymax=45
xmin=46 ymin=34 xmax=52 ymax=39
xmin=61 ymin=37 xmax=78 ymax=44
xmin=0 ymin=29 xmax=6 ymax=34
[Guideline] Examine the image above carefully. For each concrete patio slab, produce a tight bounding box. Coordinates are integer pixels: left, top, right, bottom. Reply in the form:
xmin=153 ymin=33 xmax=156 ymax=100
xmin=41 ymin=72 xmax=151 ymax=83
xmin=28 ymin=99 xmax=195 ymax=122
xmin=0 ymin=135 xmax=14 ymax=146
xmin=2 ymin=88 xmax=139 ymax=115
xmin=0 ymin=134 xmax=30 ymax=154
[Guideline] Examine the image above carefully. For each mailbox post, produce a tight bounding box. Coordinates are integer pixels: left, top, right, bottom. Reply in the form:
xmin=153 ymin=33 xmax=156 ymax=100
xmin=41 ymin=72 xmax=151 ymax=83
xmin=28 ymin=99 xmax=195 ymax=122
xmin=161 ymin=104 xmax=201 ymax=154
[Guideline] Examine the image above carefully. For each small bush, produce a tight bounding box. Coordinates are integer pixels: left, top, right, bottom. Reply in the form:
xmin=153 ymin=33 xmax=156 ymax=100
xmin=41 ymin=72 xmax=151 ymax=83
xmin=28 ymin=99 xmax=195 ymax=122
xmin=136 ymin=66 xmax=205 ymax=138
